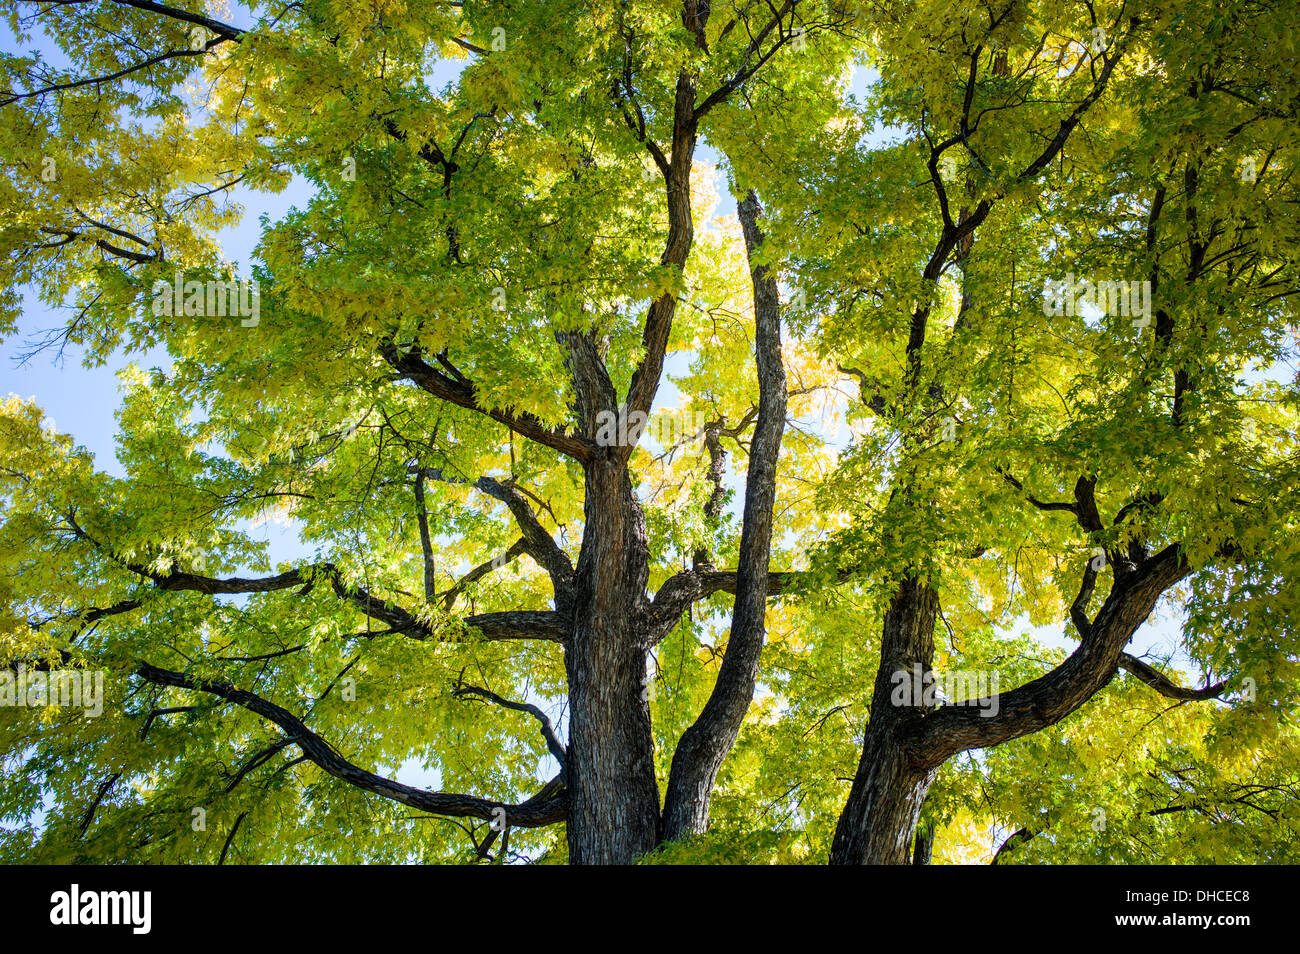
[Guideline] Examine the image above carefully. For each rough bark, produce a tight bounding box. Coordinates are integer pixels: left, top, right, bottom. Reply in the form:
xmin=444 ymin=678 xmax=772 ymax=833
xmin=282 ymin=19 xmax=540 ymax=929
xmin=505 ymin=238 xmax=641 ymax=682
xmin=563 ymin=459 xmax=662 ymax=863
xmin=561 ymin=68 xmax=701 ymax=864
xmin=831 ymin=542 xmax=1197 ymax=864
xmin=907 ymin=544 xmax=1193 ymax=767
xmin=827 ymin=27 xmax=1146 ymax=864
xmin=830 ymin=576 xmax=941 ymax=864
xmin=661 ymin=189 xmax=787 ymax=840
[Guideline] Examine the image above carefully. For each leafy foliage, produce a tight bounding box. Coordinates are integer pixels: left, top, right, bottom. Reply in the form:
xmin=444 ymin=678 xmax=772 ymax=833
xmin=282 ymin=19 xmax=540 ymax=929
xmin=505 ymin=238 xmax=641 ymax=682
xmin=1 ymin=0 xmax=1297 ymax=863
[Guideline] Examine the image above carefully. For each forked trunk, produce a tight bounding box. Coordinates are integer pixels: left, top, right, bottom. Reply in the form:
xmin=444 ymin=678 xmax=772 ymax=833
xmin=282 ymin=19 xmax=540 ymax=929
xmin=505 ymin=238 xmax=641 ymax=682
xmin=831 ymin=575 xmax=940 ymax=864
xmin=831 ymin=723 xmax=939 ymax=863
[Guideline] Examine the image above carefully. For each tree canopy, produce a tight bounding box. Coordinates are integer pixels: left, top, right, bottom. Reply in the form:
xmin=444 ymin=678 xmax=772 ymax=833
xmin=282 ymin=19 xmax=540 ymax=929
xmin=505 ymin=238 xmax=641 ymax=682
xmin=1 ymin=0 xmax=1297 ymax=864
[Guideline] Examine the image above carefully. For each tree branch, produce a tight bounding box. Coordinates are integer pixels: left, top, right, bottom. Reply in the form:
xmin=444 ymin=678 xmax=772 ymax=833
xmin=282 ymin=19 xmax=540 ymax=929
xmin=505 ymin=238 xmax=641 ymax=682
xmin=908 ymin=542 xmax=1194 ymax=768
xmin=438 ymin=538 xmax=528 ymax=611
xmin=451 ymin=678 xmax=567 ymax=772
xmin=381 ymin=343 xmax=594 ymax=462
xmin=133 ymin=661 xmax=566 ymax=827
xmin=65 ymin=509 xmax=566 ymax=641
xmin=417 ymin=466 xmax=575 ymax=611
xmin=662 ymin=188 xmax=788 ymax=838
xmin=1117 ymin=653 xmax=1228 ymax=702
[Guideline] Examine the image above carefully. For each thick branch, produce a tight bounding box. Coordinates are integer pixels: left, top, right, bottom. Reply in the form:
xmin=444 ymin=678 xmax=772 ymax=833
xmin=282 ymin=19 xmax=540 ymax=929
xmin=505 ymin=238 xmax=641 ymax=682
xmin=907 ymin=543 xmax=1194 ymax=768
xmin=991 ymin=826 xmax=1036 ymax=864
xmin=1117 ymin=653 xmax=1228 ymax=701
xmin=622 ymin=71 xmax=699 ymax=429
xmin=110 ymin=0 xmax=245 ymax=40
xmin=66 ymin=512 xmax=565 ymax=641
xmin=134 ymin=661 xmax=566 ymax=827
xmin=646 ymin=568 xmax=803 ymax=644
xmin=663 ymin=189 xmax=788 ymax=839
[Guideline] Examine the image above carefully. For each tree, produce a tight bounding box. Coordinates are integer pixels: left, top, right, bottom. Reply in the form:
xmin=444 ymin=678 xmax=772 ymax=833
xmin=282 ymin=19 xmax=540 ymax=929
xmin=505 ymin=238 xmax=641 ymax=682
xmin=1 ymin=0 xmax=1296 ymax=865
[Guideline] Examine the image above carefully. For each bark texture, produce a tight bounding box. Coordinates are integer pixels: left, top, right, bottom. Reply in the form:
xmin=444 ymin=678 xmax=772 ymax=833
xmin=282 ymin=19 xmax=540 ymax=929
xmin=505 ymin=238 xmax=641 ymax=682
xmin=830 ymin=576 xmax=941 ymax=864
xmin=564 ymin=458 xmax=662 ymax=864
xmin=662 ymin=190 xmax=787 ymax=839
xmin=561 ymin=71 xmax=701 ymax=863
xmin=831 ymin=543 xmax=1197 ymax=864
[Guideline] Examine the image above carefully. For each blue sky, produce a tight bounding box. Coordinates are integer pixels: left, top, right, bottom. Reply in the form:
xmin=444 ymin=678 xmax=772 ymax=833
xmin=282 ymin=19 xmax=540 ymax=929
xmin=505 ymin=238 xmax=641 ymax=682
xmin=0 ymin=22 xmax=1201 ymax=662
xmin=2 ymin=11 xmax=1225 ymax=831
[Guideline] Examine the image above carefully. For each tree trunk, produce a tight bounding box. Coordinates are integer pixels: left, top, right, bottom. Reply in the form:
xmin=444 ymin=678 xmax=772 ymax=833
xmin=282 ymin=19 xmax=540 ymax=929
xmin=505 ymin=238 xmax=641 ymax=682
xmin=559 ymin=68 xmax=701 ymax=864
xmin=830 ymin=575 xmax=940 ymax=864
xmin=563 ymin=457 xmax=661 ymax=864
xmin=831 ymin=722 xmax=939 ymax=863
xmin=661 ymin=188 xmax=787 ymax=839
